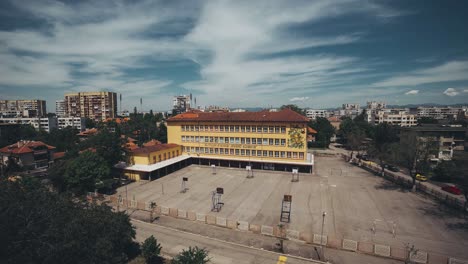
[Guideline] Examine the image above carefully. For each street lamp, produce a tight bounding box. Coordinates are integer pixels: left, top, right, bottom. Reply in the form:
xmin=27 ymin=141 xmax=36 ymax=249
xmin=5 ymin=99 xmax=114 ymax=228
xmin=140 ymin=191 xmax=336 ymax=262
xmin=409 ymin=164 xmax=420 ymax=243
xmin=320 ymin=211 xmax=327 ymax=260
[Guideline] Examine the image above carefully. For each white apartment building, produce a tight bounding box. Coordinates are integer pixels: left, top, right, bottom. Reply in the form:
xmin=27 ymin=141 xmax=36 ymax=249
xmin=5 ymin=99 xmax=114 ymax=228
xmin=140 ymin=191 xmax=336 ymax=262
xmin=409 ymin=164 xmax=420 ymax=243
xmin=342 ymin=103 xmax=360 ymax=110
xmin=306 ymin=109 xmax=329 ymax=120
xmin=373 ymin=109 xmax=416 ymax=127
xmin=55 ymin=100 xmax=66 ymax=117
xmin=0 ymin=117 xmax=57 ymax=132
xmin=412 ymin=106 xmax=467 ymax=120
xmin=57 ymin=117 xmax=86 ymax=131
xmin=367 ymin=101 xmax=386 ymax=110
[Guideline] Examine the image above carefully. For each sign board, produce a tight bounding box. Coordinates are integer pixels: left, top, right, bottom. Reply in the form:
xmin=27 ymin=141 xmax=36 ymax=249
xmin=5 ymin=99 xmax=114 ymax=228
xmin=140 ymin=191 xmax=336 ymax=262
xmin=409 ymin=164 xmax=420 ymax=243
xmin=283 ymin=194 xmax=292 ymax=202
xmin=216 ymin=187 xmax=224 ymax=194
xmin=211 ymin=164 xmax=215 ymax=168
xmin=246 ymin=165 xmax=251 ymax=171
xmin=292 ymin=168 xmax=299 ymax=174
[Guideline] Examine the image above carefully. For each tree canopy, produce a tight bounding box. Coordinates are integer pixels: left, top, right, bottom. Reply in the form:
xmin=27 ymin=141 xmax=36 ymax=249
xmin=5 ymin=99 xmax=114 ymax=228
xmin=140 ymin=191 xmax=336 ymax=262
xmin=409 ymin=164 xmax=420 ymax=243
xmin=141 ymin=236 xmax=163 ymax=264
xmin=171 ymin=246 xmax=210 ymax=264
xmin=308 ymin=117 xmax=335 ymax=148
xmin=280 ymin=104 xmax=305 ymax=116
xmin=0 ymin=178 xmax=138 ymax=264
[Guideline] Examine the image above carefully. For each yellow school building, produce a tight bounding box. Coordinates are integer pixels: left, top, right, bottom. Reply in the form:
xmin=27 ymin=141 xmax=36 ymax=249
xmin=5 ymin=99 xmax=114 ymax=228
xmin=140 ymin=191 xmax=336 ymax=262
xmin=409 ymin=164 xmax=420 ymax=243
xmin=166 ymin=108 xmax=314 ymax=173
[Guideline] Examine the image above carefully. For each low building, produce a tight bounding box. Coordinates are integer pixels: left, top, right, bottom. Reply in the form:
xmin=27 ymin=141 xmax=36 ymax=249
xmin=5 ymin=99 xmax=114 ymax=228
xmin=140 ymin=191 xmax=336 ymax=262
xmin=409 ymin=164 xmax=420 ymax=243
xmin=0 ymin=117 xmax=57 ymax=132
xmin=400 ymin=125 xmax=467 ymax=160
xmin=57 ymin=117 xmax=86 ymax=131
xmin=0 ymin=140 xmax=56 ymax=169
xmin=305 ymin=109 xmax=328 ymax=120
xmin=122 ymin=144 xmax=182 ymax=181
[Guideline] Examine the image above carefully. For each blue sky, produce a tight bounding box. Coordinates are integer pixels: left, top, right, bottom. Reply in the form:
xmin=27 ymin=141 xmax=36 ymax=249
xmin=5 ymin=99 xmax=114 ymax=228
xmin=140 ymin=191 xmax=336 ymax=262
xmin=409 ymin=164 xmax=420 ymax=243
xmin=0 ymin=0 xmax=467 ymax=112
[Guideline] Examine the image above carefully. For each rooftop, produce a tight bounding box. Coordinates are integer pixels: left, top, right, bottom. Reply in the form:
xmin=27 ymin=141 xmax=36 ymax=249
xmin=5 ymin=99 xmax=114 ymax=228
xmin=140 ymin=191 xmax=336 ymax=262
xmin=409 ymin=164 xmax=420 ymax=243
xmin=167 ymin=108 xmax=309 ymax=123
xmin=0 ymin=140 xmax=56 ymax=154
xmin=401 ymin=124 xmax=467 ymax=132
xmin=130 ymin=143 xmax=180 ymax=155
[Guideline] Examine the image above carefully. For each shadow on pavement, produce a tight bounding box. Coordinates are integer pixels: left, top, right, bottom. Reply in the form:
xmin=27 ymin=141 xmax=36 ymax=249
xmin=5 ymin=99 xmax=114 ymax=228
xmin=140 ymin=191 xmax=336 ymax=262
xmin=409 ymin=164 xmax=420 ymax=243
xmin=374 ymin=181 xmax=410 ymax=193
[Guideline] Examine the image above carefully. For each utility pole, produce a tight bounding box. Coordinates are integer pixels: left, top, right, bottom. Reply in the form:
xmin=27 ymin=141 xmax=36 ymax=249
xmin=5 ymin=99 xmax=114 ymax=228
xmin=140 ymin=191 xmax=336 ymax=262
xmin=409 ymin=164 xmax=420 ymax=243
xmin=320 ymin=212 xmax=327 ymax=260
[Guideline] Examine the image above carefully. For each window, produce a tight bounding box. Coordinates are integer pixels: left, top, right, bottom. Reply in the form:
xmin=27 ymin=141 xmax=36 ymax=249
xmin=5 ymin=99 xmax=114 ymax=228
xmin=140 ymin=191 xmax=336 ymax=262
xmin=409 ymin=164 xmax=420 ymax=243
xmin=191 ymin=136 xmax=195 ymax=142
xmin=241 ymin=149 xmax=245 ymax=156
xmin=257 ymin=126 xmax=262 ymax=132
xmin=225 ymin=137 xmax=229 ymax=143
xmin=269 ymin=151 xmax=273 ymax=157
xmin=281 ymin=139 xmax=286 ymax=146
xmin=230 ymin=137 xmax=235 ymax=144
xmin=246 ymin=126 xmax=250 ymax=132
xmin=275 ymin=139 xmax=279 ymax=145
xmin=241 ymin=126 xmax=245 ymax=132
xmin=205 ymin=136 xmax=209 ymax=142
xmin=230 ymin=149 xmax=234 ymax=155
xmin=299 ymin=152 xmax=304 ymax=159
xmin=246 ymin=150 xmax=250 ymax=156
xmin=281 ymin=126 xmax=286 ymax=133
xmin=263 ymin=138 xmax=268 ymax=145
xmin=159 ymin=154 xmax=162 ymax=161
xmin=287 ymin=152 xmax=291 ymax=158
xmin=225 ymin=125 xmax=229 ymax=131
xmin=210 ymin=125 xmax=214 ymax=131
xmin=252 ymin=138 xmax=256 ymax=144
xmin=220 ymin=148 xmax=224 ymax=154
xmin=210 ymin=137 xmax=214 ymax=142
xmin=200 ymin=125 xmax=204 ymax=132
xmin=246 ymin=138 xmax=250 ymax=144
xmin=205 ymin=148 xmax=209 ymax=153
xmin=200 ymin=137 xmax=205 ymax=143
xmin=195 ymin=147 xmax=199 ymax=153
xmin=235 ymin=149 xmax=240 ymax=155
xmin=269 ymin=126 xmax=274 ymax=133
xmin=210 ymin=148 xmax=214 ymax=154
xmin=215 ymin=148 xmax=219 ymax=154
xmin=164 ymin=153 xmax=167 ymax=159
xmin=251 ymin=150 xmax=256 ymax=156
xmin=195 ymin=136 xmax=199 ymax=142
xmin=235 ymin=126 xmax=240 ymax=132
xmin=220 ymin=126 xmax=224 ymax=132
xmin=190 ymin=125 xmax=194 ymax=131
xmin=153 ymin=156 xmax=156 ymax=163
xmin=281 ymin=151 xmax=285 ymax=158
xmin=241 ymin=138 xmax=245 ymax=144
xmin=263 ymin=151 xmax=268 ymax=157
xmin=251 ymin=126 xmax=256 ymax=132
xmin=235 ymin=137 xmax=240 ymax=144
xmin=275 ymin=126 xmax=280 ymax=133
xmin=293 ymin=152 xmax=298 ymax=159
xmin=182 ymin=136 xmax=186 ymax=142
xmin=230 ymin=126 xmax=235 ymax=132
xmin=257 ymin=138 xmax=262 ymax=144
xmin=182 ymin=125 xmax=186 ymax=131
xmin=257 ymin=150 xmax=262 ymax=157
xmin=205 ymin=125 xmax=209 ymax=131
xmin=263 ymin=126 xmax=268 ymax=133
xmin=275 ymin=151 xmax=279 ymax=157
xmin=269 ymin=139 xmax=273 ymax=145
xmin=195 ymin=126 xmax=199 ymax=131
xmin=215 ymin=125 xmax=219 ymax=131
xmin=177 ymin=150 xmax=179 ymax=156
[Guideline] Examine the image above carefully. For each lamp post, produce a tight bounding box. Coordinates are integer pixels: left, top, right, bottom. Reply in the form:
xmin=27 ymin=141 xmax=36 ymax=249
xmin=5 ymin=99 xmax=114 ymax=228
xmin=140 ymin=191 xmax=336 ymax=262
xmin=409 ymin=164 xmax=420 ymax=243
xmin=320 ymin=211 xmax=327 ymax=260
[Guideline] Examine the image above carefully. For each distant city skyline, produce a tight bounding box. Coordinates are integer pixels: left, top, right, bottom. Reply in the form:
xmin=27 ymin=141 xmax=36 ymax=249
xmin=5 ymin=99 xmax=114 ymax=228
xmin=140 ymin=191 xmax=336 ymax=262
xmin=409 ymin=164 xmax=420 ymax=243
xmin=1 ymin=0 xmax=468 ymax=111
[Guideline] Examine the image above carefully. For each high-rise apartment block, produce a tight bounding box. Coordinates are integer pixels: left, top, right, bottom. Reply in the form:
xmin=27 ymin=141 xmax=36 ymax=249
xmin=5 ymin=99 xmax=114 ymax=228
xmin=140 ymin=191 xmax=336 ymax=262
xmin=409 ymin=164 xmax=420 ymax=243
xmin=0 ymin=99 xmax=46 ymax=118
xmin=64 ymin=92 xmax=117 ymax=121
xmin=172 ymin=95 xmax=191 ymax=115
xmin=367 ymin=101 xmax=386 ymax=110
xmin=55 ymin=100 xmax=66 ymax=117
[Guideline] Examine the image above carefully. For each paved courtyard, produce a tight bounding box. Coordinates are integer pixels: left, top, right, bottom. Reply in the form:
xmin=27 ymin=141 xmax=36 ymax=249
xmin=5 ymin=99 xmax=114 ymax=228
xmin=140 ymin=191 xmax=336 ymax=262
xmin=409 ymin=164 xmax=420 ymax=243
xmin=117 ymin=156 xmax=468 ymax=259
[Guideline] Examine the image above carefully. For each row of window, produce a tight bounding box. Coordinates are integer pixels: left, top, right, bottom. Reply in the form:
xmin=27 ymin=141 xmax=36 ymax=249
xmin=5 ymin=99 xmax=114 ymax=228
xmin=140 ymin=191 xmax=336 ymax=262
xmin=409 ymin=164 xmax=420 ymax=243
xmin=181 ymin=125 xmax=287 ymax=134
xmin=184 ymin=146 xmax=305 ymax=159
xmin=150 ymin=150 xmax=180 ymax=164
xmin=182 ymin=136 xmax=287 ymax=146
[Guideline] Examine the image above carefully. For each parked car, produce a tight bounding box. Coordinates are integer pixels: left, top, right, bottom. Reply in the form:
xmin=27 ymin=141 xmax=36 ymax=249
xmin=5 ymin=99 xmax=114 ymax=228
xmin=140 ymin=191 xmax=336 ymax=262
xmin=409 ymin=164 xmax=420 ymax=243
xmin=384 ymin=164 xmax=399 ymax=172
xmin=415 ymin=173 xmax=427 ymax=182
xmin=441 ymin=185 xmax=462 ymax=195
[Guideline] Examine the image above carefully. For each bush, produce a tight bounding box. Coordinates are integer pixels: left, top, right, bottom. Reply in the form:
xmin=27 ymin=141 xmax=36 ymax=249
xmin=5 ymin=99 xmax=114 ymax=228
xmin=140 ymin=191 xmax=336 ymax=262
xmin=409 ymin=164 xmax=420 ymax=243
xmin=142 ymin=236 xmax=163 ymax=264
xmin=171 ymin=246 xmax=209 ymax=264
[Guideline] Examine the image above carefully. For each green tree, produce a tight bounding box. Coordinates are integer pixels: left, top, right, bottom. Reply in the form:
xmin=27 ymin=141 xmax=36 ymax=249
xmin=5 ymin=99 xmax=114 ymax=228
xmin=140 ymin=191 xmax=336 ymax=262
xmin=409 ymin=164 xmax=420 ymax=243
xmin=142 ymin=236 xmax=163 ymax=264
xmin=64 ymin=151 xmax=111 ymax=195
xmin=280 ymin=104 xmax=305 ymax=116
xmin=0 ymin=178 xmax=138 ymax=263
xmin=157 ymin=123 xmax=168 ymax=143
xmin=345 ymin=129 xmax=366 ymax=159
xmin=432 ymin=160 xmax=457 ymax=182
xmin=85 ymin=118 xmax=97 ymax=129
xmin=82 ymin=128 xmax=124 ymax=167
xmin=368 ymin=123 xmax=399 ymax=175
xmin=309 ymin=117 xmax=335 ymax=148
xmin=171 ymin=246 xmax=210 ymax=264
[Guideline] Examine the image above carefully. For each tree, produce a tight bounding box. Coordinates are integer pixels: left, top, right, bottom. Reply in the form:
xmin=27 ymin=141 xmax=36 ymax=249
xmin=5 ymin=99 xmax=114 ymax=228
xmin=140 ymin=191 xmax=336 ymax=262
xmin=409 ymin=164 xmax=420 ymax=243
xmin=280 ymin=104 xmax=304 ymax=116
xmin=309 ymin=117 xmax=335 ymax=148
xmin=82 ymin=128 xmax=124 ymax=167
xmin=368 ymin=123 xmax=399 ymax=175
xmin=432 ymin=160 xmax=457 ymax=182
xmin=64 ymin=151 xmax=111 ymax=195
xmin=85 ymin=118 xmax=97 ymax=129
xmin=157 ymin=123 xmax=168 ymax=143
xmin=398 ymin=132 xmax=437 ymax=189
xmin=0 ymin=177 xmax=138 ymax=263
xmin=142 ymin=236 xmax=163 ymax=264
xmin=171 ymin=246 xmax=210 ymax=264
xmin=345 ymin=129 xmax=366 ymax=159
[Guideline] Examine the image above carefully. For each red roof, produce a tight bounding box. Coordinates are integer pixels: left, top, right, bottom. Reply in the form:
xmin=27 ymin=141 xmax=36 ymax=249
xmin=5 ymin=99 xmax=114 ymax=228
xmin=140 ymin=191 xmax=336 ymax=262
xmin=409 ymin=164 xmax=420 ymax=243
xmin=167 ymin=108 xmax=308 ymax=123
xmin=0 ymin=140 xmax=56 ymax=154
xmin=78 ymin=128 xmax=98 ymax=137
xmin=131 ymin=144 xmax=180 ymax=155
xmin=308 ymin=127 xmax=318 ymax=134
xmin=143 ymin=139 xmax=162 ymax=147
xmin=53 ymin=152 xmax=66 ymax=160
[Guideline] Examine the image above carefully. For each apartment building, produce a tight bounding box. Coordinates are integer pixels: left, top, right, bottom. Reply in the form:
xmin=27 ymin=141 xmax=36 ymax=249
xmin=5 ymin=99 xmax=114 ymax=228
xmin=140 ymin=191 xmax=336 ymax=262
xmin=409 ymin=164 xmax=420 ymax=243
xmin=64 ymin=91 xmax=117 ymax=121
xmin=410 ymin=106 xmax=467 ymax=120
xmin=167 ymin=108 xmax=314 ymax=173
xmin=366 ymin=109 xmax=416 ymax=127
xmin=342 ymin=103 xmax=360 ymax=110
xmin=55 ymin=100 xmax=66 ymax=117
xmin=305 ymin=109 xmax=329 ymax=120
xmin=0 ymin=140 xmax=56 ymax=169
xmin=0 ymin=117 xmax=57 ymax=132
xmin=57 ymin=117 xmax=86 ymax=131
xmin=367 ymin=101 xmax=386 ymax=110
xmin=0 ymin=100 xmax=46 ymax=117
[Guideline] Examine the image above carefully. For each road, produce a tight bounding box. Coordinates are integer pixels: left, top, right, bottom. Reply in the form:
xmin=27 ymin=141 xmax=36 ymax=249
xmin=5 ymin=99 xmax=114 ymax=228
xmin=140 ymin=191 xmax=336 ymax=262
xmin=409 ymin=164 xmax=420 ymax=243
xmin=132 ymin=219 xmax=401 ymax=264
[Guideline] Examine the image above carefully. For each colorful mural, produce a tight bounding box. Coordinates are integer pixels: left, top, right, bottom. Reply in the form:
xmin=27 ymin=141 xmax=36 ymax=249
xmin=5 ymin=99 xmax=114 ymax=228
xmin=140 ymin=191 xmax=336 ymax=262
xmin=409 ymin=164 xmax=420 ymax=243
xmin=287 ymin=128 xmax=304 ymax=149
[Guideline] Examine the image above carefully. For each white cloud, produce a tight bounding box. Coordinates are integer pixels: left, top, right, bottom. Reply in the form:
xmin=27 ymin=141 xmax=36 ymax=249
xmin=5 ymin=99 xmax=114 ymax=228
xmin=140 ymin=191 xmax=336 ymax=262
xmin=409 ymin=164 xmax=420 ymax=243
xmin=373 ymin=61 xmax=468 ymax=87
xmin=463 ymin=89 xmax=468 ymax=93
xmin=443 ymin=88 xmax=459 ymax=97
xmin=289 ymin=97 xmax=309 ymax=102
xmin=405 ymin=90 xmax=419 ymax=95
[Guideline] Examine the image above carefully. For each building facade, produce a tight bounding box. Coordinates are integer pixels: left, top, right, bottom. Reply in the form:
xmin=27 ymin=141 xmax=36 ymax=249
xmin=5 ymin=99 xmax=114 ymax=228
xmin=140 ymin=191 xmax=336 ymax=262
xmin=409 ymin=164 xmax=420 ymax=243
xmin=172 ymin=95 xmax=191 ymax=114
xmin=410 ymin=106 xmax=467 ymax=120
xmin=57 ymin=117 xmax=86 ymax=131
xmin=305 ymin=109 xmax=328 ymax=120
xmin=167 ymin=109 xmax=313 ymax=173
xmin=374 ymin=109 xmax=417 ymax=127
xmin=0 ymin=100 xmax=46 ymax=117
xmin=64 ymin=91 xmax=117 ymax=121
xmin=0 ymin=117 xmax=57 ymax=132
xmin=55 ymin=100 xmax=66 ymax=117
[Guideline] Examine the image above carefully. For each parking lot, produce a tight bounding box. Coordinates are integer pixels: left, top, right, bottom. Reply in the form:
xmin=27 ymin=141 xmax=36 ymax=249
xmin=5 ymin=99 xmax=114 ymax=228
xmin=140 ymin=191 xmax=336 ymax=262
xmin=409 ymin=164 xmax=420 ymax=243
xmin=117 ymin=156 xmax=468 ymax=259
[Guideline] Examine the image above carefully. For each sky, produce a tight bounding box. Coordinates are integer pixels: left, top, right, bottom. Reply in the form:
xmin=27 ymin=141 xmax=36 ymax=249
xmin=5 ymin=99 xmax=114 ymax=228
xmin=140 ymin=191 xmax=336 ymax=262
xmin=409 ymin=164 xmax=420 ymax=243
xmin=0 ymin=0 xmax=467 ymax=112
